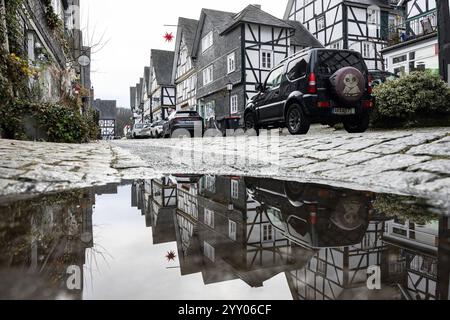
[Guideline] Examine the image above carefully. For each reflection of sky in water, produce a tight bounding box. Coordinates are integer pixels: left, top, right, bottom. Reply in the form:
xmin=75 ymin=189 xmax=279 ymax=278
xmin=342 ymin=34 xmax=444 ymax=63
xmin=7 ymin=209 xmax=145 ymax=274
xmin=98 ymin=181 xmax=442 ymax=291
xmin=83 ymin=186 xmax=292 ymax=300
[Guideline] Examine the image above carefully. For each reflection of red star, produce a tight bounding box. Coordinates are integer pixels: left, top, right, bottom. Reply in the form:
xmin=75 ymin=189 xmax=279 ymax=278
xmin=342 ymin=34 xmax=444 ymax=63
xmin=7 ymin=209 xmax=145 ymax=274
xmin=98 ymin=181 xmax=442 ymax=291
xmin=166 ymin=250 xmax=177 ymax=261
xmin=163 ymin=32 xmax=174 ymax=42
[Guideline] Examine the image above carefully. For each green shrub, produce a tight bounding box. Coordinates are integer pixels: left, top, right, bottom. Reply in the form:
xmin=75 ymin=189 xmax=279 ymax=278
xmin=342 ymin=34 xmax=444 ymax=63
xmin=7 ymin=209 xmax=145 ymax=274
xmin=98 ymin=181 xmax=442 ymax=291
xmin=372 ymin=71 xmax=450 ymax=128
xmin=0 ymin=101 xmax=99 ymax=143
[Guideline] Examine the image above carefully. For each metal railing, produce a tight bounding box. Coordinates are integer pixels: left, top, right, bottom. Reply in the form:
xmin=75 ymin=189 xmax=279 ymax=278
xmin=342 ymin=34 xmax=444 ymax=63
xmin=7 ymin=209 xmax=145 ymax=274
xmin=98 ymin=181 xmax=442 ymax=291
xmin=387 ymin=12 xmax=438 ymax=46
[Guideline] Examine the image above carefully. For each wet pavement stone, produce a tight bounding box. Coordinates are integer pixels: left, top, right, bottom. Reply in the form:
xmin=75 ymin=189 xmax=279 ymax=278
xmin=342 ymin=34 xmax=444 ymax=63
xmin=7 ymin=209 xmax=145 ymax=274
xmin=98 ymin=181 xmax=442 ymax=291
xmin=1 ymin=126 xmax=449 ymax=206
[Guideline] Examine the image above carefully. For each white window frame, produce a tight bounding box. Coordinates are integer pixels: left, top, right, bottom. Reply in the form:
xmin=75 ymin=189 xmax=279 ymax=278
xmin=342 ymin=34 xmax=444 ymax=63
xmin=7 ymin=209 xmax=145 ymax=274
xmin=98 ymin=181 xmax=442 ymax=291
xmin=202 ymin=31 xmax=213 ymax=53
xmin=204 ymin=209 xmax=215 ymax=229
xmin=229 ymin=220 xmax=237 ymax=241
xmin=203 ymin=65 xmax=213 ymax=86
xmin=362 ymin=42 xmax=372 ymax=58
xmin=263 ymin=224 xmax=274 ymax=242
xmin=261 ymin=50 xmax=273 ymax=70
xmin=227 ymin=52 xmax=236 ymax=74
xmin=231 ymin=179 xmax=239 ymax=198
xmin=230 ymin=95 xmax=238 ymax=115
xmin=317 ymin=15 xmax=325 ymax=31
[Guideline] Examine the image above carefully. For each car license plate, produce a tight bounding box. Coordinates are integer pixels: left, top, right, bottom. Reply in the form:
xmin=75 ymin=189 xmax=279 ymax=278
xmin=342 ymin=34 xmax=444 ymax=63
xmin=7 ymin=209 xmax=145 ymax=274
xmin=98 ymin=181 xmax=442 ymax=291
xmin=333 ymin=108 xmax=355 ymax=115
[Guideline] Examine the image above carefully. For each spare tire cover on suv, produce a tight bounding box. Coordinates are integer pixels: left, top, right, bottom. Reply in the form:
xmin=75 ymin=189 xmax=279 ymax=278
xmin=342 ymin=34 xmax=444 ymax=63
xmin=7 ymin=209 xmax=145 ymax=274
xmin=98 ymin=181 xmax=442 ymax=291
xmin=330 ymin=66 xmax=365 ymax=103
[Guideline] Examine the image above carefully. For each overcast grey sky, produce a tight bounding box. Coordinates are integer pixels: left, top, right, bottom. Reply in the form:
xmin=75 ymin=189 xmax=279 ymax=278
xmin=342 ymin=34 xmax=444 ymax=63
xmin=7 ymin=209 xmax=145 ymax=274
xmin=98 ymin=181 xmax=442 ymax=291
xmin=81 ymin=0 xmax=287 ymax=108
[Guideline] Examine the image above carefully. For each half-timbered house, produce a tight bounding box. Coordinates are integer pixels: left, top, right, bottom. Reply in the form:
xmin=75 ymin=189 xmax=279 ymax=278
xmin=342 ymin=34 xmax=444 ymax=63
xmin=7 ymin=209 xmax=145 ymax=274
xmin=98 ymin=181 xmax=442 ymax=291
xmin=149 ymin=49 xmax=176 ymax=122
xmin=284 ymin=0 xmax=402 ymax=70
xmin=172 ymin=18 xmax=199 ymax=112
xmin=192 ymin=5 xmax=321 ymax=129
xmin=381 ymin=0 xmax=439 ymax=76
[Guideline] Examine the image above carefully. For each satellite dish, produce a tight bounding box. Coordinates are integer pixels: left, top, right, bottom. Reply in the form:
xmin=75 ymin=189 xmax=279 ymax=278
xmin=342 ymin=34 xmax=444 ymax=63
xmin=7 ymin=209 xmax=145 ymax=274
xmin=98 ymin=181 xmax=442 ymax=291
xmin=77 ymin=54 xmax=91 ymax=67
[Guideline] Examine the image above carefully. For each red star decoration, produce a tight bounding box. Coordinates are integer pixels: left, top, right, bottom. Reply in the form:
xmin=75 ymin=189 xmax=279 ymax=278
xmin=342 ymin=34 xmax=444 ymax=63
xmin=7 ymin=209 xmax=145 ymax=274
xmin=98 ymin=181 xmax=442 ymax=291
xmin=166 ymin=250 xmax=177 ymax=262
xmin=163 ymin=32 xmax=174 ymax=42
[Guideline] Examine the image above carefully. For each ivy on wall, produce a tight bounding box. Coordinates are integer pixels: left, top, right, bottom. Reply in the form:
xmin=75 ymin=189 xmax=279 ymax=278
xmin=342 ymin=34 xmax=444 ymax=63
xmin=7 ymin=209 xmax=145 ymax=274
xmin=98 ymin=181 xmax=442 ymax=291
xmin=0 ymin=0 xmax=99 ymax=143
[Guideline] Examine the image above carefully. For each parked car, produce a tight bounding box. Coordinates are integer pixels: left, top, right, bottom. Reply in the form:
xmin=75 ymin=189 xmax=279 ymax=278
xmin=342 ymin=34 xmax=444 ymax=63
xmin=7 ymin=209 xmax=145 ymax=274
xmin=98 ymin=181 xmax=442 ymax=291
xmin=131 ymin=123 xmax=150 ymax=139
xmin=244 ymin=48 xmax=374 ymax=134
xmin=369 ymin=69 xmax=399 ymax=87
xmin=163 ymin=111 xmax=204 ymax=138
xmin=149 ymin=120 xmax=165 ymax=138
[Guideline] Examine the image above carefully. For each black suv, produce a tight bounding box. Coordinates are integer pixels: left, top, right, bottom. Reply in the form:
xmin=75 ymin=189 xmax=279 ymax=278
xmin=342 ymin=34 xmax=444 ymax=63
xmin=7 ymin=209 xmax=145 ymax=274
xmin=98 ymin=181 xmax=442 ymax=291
xmin=244 ymin=49 xmax=374 ymax=134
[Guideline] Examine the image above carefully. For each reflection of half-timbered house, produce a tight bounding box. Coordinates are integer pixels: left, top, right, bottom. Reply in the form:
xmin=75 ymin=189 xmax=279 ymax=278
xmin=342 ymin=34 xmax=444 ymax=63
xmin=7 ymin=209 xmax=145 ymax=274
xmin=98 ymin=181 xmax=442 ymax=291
xmin=286 ymin=220 xmax=389 ymax=300
xmin=382 ymin=215 xmax=449 ymax=300
xmin=172 ymin=18 xmax=199 ymax=112
xmin=192 ymin=5 xmax=320 ymax=129
xmin=382 ymin=0 xmax=439 ymax=76
xmin=173 ymin=176 xmax=312 ymax=287
xmin=149 ymin=50 xmax=176 ymax=121
xmin=284 ymin=0 xmax=402 ymax=69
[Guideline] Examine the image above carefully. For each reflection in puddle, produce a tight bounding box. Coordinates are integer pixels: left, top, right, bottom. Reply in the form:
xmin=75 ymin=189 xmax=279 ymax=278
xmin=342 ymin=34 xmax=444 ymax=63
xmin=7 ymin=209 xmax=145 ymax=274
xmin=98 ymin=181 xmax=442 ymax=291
xmin=0 ymin=176 xmax=449 ymax=300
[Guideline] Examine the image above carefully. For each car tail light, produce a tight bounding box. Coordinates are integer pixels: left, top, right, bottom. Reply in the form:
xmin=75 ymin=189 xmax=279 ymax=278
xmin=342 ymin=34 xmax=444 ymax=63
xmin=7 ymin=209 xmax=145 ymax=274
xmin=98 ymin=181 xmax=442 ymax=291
xmin=307 ymin=72 xmax=317 ymax=94
xmin=317 ymin=101 xmax=330 ymax=108
xmin=367 ymin=75 xmax=373 ymax=94
xmin=363 ymin=100 xmax=374 ymax=108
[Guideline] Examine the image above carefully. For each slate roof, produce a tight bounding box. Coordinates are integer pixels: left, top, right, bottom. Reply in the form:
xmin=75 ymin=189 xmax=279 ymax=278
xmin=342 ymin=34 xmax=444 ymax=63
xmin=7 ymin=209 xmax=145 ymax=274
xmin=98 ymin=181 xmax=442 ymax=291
xmin=144 ymin=66 xmax=150 ymax=95
xmin=285 ymin=20 xmax=324 ymax=48
xmin=179 ymin=17 xmax=198 ymax=56
xmin=192 ymin=8 xmax=236 ymax=57
xmin=93 ymin=99 xmax=117 ymax=120
xmin=151 ymin=49 xmax=175 ymax=86
xmin=130 ymin=87 xmax=136 ymax=109
xmin=220 ymin=5 xmax=293 ymax=35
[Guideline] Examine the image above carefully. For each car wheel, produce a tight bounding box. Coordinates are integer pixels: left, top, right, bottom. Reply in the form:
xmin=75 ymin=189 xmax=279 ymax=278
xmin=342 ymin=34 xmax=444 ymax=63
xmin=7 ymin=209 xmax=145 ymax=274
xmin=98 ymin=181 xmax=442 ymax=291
xmin=286 ymin=104 xmax=310 ymax=135
xmin=343 ymin=113 xmax=370 ymax=133
xmin=244 ymin=112 xmax=259 ymax=135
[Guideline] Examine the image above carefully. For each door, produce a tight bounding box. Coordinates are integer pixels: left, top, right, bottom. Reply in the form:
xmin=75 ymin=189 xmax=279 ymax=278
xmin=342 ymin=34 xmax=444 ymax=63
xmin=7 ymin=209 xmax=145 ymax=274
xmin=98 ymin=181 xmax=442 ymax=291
xmin=255 ymin=66 xmax=285 ymax=122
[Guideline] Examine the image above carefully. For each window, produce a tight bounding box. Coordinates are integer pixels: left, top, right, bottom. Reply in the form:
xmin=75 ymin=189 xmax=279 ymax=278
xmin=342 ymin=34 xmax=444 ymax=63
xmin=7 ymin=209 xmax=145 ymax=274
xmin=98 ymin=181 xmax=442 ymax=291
xmin=362 ymin=42 xmax=372 ymax=58
xmin=330 ymin=41 xmax=341 ymax=50
xmin=227 ymin=52 xmax=236 ymax=73
xmin=261 ymin=50 xmax=273 ymax=69
xmin=287 ymin=56 xmax=309 ymax=80
xmin=203 ymin=65 xmax=213 ymax=86
xmin=204 ymin=209 xmax=214 ymax=228
xmin=317 ymin=15 xmax=325 ymax=31
xmin=230 ymin=95 xmax=238 ymax=114
xmin=317 ymin=260 xmax=327 ymax=276
xmin=203 ymin=242 xmax=215 ymax=262
xmin=316 ymin=50 xmax=365 ymax=76
xmin=263 ymin=224 xmax=273 ymax=242
xmin=206 ymin=176 xmax=216 ymax=192
xmin=368 ymin=8 xmax=379 ymax=26
xmin=202 ymin=31 xmax=213 ymax=53
xmin=392 ymin=55 xmax=407 ymax=64
xmin=265 ymin=66 xmax=284 ymax=89
xmin=231 ymin=179 xmax=239 ymax=198
xmin=229 ymin=220 xmax=237 ymax=241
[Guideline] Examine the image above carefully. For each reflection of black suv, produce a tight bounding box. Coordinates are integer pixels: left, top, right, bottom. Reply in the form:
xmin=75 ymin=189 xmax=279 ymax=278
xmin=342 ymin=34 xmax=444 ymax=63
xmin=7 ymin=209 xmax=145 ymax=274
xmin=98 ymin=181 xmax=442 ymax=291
xmin=244 ymin=49 xmax=374 ymax=135
xmin=245 ymin=177 xmax=373 ymax=249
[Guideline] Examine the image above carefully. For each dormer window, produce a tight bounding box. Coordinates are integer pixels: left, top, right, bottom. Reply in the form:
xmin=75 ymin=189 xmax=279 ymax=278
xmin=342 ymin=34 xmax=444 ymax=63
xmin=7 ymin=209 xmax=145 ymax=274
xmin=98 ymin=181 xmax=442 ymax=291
xmin=202 ymin=31 xmax=213 ymax=53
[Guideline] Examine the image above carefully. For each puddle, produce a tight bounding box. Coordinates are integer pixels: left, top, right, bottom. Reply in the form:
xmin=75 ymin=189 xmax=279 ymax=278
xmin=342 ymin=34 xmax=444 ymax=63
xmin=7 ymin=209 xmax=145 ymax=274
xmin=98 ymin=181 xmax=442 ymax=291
xmin=0 ymin=175 xmax=449 ymax=300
